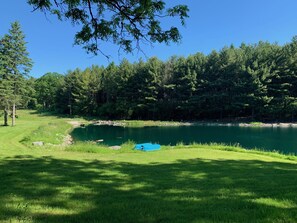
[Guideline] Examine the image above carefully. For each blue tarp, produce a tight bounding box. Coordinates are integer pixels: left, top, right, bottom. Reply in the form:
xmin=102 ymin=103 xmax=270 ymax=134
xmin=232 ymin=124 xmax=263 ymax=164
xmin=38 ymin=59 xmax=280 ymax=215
xmin=135 ymin=143 xmax=161 ymax=151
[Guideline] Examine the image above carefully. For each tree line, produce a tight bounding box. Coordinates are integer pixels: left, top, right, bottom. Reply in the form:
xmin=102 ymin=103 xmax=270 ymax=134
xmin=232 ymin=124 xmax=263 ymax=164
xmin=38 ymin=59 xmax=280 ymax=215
xmin=2 ymin=22 xmax=297 ymax=124
xmin=33 ymin=38 xmax=297 ymax=122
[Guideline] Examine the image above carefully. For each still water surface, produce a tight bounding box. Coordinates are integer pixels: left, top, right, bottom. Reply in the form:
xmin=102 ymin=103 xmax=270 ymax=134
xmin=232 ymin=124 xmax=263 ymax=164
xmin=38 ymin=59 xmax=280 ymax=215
xmin=71 ymin=125 xmax=297 ymax=154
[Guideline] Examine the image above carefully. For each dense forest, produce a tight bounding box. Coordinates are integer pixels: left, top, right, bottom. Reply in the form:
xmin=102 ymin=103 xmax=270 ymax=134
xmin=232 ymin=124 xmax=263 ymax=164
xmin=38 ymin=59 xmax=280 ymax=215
xmin=30 ymin=38 xmax=297 ymax=122
xmin=2 ymin=22 xmax=297 ymax=122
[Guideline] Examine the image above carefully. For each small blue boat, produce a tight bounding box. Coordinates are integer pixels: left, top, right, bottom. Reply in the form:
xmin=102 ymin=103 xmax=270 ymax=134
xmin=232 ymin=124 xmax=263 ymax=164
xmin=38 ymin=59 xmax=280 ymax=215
xmin=135 ymin=143 xmax=161 ymax=152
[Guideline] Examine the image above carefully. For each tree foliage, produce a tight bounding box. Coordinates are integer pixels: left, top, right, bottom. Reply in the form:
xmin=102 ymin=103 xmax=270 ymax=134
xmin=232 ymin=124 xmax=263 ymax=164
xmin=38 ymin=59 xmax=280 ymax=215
xmin=27 ymin=0 xmax=189 ymax=55
xmin=33 ymin=36 xmax=297 ymax=122
xmin=35 ymin=72 xmax=64 ymax=110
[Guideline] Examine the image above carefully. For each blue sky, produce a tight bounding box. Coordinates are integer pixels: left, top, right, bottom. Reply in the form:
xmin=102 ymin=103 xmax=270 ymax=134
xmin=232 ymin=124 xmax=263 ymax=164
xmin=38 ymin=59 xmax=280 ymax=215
xmin=1 ymin=0 xmax=297 ymax=77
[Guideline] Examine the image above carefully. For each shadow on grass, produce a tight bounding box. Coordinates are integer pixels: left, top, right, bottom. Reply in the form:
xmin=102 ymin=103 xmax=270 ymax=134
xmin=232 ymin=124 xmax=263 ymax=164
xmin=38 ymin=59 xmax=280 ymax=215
xmin=29 ymin=110 xmax=102 ymax=121
xmin=1 ymin=155 xmax=297 ymax=222
xmin=28 ymin=110 xmax=70 ymax=119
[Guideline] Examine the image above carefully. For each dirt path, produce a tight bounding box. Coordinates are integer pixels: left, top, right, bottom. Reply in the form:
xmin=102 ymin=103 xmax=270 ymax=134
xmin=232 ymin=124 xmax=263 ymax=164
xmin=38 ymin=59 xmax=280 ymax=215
xmin=68 ymin=121 xmax=82 ymax=128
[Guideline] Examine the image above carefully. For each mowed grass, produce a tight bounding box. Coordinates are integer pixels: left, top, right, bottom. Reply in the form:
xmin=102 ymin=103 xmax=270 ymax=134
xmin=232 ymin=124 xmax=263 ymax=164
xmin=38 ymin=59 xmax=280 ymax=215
xmin=1 ymin=111 xmax=297 ymax=222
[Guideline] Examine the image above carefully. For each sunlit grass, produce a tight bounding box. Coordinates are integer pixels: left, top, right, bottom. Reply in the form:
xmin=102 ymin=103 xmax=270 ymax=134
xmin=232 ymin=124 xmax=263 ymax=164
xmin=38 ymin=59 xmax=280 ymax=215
xmin=21 ymin=121 xmax=72 ymax=146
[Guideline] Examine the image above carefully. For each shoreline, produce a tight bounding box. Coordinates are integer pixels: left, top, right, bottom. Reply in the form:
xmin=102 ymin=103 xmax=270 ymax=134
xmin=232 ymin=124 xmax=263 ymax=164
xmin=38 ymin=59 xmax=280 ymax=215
xmin=88 ymin=120 xmax=297 ymax=128
xmin=194 ymin=122 xmax=297 ymax=128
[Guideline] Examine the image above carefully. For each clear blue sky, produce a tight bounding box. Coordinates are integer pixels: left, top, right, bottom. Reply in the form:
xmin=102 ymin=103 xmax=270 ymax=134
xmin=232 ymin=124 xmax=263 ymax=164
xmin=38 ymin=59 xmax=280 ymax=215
xmin=1 ymin=0 xmax=297 ymax=77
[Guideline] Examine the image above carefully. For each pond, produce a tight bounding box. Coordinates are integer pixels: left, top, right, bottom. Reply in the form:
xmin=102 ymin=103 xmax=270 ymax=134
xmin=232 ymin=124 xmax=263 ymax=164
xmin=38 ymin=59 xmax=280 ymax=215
xmin=71 ymin=125 xmax=297 ymax=155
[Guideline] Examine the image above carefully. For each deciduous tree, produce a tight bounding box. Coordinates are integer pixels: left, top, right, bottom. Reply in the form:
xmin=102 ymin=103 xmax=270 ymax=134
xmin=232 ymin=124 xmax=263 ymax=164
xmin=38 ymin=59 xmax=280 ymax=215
xmin=27 ymin=0 xmax=189 ymax=55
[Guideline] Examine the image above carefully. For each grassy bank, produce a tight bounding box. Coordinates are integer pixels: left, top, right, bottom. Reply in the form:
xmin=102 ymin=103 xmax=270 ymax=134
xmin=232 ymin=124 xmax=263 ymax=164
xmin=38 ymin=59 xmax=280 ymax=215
xmin=1 ymin=110 xmax=297 ymax=223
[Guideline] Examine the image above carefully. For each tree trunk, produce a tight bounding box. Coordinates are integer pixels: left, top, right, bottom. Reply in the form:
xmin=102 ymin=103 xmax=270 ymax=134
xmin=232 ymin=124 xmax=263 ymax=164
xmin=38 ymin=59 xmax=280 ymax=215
xmin=69 ymin=104 xmax=72 ymax=116
xmin=4 ymin=108 xmax=8 ymax=126
xmin=12 ymin=103 xmax=16 ymax=126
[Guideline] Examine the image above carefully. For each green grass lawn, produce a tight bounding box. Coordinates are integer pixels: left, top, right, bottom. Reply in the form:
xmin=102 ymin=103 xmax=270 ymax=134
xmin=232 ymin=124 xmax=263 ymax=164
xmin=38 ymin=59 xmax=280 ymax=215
xmin=1 ymin=110 xmax=297 ymax=223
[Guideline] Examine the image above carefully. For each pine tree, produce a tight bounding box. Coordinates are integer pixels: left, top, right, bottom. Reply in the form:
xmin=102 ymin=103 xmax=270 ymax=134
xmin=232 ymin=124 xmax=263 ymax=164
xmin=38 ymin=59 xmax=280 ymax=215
xmin=1 ymin=22 xmax=33 ymax=126
xmin=0 ymin=35 xmax=14 ymax=126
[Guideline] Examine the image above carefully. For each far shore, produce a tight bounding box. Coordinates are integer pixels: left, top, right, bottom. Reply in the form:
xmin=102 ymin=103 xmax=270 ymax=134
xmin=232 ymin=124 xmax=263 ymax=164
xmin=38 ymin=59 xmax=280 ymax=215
xmin=197 ymin=122 xmax=297 ymax=128
xmin=83 ymin=120 xmax=297 ymax=128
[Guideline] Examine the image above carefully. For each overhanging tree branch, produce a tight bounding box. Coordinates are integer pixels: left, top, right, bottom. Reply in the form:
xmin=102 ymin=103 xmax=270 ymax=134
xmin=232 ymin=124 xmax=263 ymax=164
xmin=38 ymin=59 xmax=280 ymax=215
xmin=27 ymin=0 xmax=189 ymax=56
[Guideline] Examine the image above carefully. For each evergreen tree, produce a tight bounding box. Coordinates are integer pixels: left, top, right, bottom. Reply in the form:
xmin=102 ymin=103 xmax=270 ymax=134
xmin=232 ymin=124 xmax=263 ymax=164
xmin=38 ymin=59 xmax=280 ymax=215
xmin=114 ymin=59 xmax=135 ymax=119
xmin=270 ymin=37 xmax=297 ymax=121
xmin=0 ymin=22 xmax=33 ymax=126
xmin=0 ymin=35 xmax=13 ymax=126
